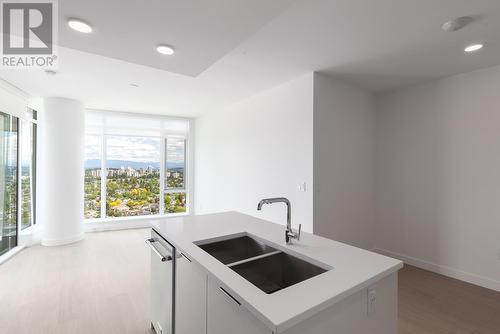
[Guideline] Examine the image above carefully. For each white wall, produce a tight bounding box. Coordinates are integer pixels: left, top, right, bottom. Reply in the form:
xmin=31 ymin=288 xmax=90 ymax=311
xmin=195 ymin=74 xmax=314 ymax=232
xmin=376 ymin=65 xmax=500 ymax=291
xmin=313 ymin=73 xmax=376 ymax=249
xmin=0 ymin=79 xmax=28 ymax=118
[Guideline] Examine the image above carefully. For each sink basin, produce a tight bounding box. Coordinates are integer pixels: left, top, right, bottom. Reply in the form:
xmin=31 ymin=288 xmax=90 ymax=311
xmin=196 ymin=233 xmax=330 ymax=294
xmin=230 ymin=252 xmax=328 ymax=294
xmin=197 ymin=235 xmax=277 ymax=265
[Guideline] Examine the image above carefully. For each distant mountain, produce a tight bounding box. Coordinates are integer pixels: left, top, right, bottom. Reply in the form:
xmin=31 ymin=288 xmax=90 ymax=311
xmin=167 ymin=164 xmax=185 ymax=170
xmin=85 ymin=159 xmax=184 ymax=170
xmin=84 ymin=159 xmax=100 ymax=169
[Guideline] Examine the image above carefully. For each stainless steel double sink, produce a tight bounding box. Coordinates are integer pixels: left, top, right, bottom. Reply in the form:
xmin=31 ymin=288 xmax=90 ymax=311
xmin=195 ymin=234 xmax=329 ymax=294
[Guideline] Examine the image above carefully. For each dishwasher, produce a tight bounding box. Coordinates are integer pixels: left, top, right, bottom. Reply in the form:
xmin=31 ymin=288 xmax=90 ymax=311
xmin=147 ymin=229 xmax=175 ymax=334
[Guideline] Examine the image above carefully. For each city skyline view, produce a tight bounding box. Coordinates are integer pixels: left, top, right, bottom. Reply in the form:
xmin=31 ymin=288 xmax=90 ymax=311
xmin=84 ymin=159 xmax=184 ymax=170
xmin=84 ymin=135 xmax=187 ymax=219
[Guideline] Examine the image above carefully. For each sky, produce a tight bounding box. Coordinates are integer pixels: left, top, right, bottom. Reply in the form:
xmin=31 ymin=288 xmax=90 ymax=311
xmin=106 ymin=136 xmax=160 ymax=162
xmin=85 ymin=135 xmax=185 ymax=164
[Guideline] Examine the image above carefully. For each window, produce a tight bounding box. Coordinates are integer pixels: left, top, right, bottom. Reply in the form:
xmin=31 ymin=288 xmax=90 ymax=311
xmin=0 ymin=112 xmax=18 ymax=255
xmin=1 ymin=109 xmax=36 ymax=255
xmin=106 ymin=136 xmax=160 ymax=217
xmin=84 ymin=111 xmax=190 ymax=221
xmin=165 ymin=137 xmax=186 ymax=213
xmin=84 ymin=135 xmax=101 ymax=219
xmin=166 ymin=137 xmax=185 ymax=189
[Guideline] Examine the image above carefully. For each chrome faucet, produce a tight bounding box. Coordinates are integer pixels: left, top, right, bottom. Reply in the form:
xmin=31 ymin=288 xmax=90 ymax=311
xmin=257 ymin=197 xmax=301 ymax=244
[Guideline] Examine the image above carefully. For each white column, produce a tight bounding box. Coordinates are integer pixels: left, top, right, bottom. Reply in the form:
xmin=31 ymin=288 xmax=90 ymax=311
xmin=40 ymin=97 xmax=84 ymax=246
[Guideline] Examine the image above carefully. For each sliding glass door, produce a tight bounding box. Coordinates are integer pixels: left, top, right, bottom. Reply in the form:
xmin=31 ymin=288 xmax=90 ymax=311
xmin=0 ymin=112 xmax=18 ymax=256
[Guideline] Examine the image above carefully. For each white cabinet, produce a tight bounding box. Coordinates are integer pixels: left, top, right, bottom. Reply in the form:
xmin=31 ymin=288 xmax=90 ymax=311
xmin=175 ymin=252 xmax=207 ymax=334
xmin=149 ymin=231 xmax=174 ymax=334
xmin=207 ymin=277 xmax=273 ymax=334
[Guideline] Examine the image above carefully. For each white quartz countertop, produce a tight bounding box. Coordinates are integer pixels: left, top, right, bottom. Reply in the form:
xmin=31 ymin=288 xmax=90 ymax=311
xmin=150 ymin=211 xmax=403 ymax=333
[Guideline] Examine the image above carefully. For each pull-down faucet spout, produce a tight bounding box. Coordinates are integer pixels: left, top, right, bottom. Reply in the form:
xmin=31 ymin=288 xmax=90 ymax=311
xmin=257 ymin=197 xmax=301 ymax=244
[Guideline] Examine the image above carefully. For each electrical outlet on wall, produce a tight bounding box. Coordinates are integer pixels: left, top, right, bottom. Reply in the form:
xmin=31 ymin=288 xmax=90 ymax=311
xmin=367 ymin=287 xmax=376 ymax=316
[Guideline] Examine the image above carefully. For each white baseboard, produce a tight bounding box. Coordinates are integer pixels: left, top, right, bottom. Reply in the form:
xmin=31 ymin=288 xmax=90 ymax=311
xmin=41 ymin=233 xmax=84 ymax=246
xmin=373 ymin=248 xmax=500 ymax=292
xmin=0 ymin=246 xmax=25 ymax=265
xmin=84 ymin=219 xmax=151 ymax=232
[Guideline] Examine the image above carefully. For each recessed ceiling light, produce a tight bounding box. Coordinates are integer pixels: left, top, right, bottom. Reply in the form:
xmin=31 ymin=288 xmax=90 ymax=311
xmin=156 ymin=44 xmax=175 ymax=55
xmin=67 ymin=18 xmax=92 ymax=33
xmin=464 ymin=43 xmax=484 ymax=53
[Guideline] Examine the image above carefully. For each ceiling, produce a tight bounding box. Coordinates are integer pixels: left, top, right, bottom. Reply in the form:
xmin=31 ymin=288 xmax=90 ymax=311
xmin=1 ymin=0 xmax=500 ymax=117
xmin=57 ymin=0 xmax=295 ymax=77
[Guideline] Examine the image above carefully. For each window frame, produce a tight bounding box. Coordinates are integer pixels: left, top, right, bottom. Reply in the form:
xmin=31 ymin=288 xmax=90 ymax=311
xmin=17 ymin=109 xmax=37 ymax=231
xmin=83 ymin=111 xmax=192 ymax=222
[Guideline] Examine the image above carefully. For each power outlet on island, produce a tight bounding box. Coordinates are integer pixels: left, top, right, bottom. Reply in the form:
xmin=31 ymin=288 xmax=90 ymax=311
xmin=367 ymin=287 xmax=376 ymax=316
xmin=298 ymin=182 xmax=307 ymax=192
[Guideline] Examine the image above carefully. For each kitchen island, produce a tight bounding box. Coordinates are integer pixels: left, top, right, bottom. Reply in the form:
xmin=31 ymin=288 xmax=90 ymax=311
xmin=148 ymin=211 xmax=402 ymax=334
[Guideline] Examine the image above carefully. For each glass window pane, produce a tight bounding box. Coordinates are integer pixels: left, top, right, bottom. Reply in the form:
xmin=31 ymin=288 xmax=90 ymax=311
xmin=166 ymin=137 xmax=185 ymax=189
xmin=84 ymin=135 xmax=102 ymax=219
xmin=164 ymin=192 xmax=187 ymax=214
xmin=106 ymin=136 xmax=160 ymax=217
xmin=0 ymin=113 xmax=18 ymax=255
xmin=20 ymin=120 xmax=33 ymax=230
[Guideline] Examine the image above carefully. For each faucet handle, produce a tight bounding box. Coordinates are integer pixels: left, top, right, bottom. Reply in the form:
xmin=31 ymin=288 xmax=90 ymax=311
xmin=285 ymin=224 xmax=302 ymax=244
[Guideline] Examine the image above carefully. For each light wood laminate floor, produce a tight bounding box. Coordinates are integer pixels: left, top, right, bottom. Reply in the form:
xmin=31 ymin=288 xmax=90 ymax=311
xmin=399 ymin=265 xmax=500 ymax=334
xmin=0 ymin=228 xmax=152 ymax=334
xmin=1 ymin=228 xmax=499 ymax=334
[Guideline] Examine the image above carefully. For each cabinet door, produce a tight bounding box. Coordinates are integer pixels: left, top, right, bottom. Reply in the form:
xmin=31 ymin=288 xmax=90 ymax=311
xmin=149 ymin=232 xmax=174 ymax=334
xmin=175 ymin=252 xmax=207 ymax=334
xmin=207 ymin=277 xmax=273 ymax=334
